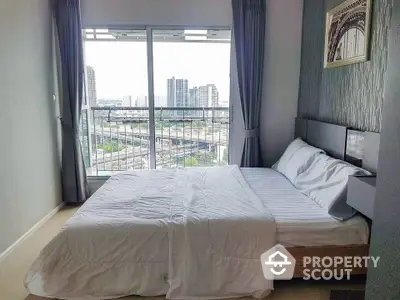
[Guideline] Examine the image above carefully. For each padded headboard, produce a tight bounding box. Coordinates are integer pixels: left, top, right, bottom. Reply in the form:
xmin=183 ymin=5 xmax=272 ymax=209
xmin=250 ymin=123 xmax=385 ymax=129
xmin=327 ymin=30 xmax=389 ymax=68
xmin=295 ymin=118 xmax=380 ymax=173
xmin=295 ymin=118 xmax=347 ymax=160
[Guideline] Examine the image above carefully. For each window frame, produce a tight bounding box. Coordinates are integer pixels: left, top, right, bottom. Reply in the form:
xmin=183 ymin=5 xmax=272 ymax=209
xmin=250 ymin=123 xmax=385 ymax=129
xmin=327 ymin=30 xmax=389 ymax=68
xmin=82 ymin=25 xmax=232 ymax=173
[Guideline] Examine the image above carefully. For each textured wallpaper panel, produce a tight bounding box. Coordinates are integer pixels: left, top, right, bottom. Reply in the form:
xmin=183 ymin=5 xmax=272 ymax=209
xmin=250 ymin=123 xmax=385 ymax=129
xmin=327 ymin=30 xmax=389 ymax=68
xmin=298 ymin=0 xmax=391 ymax=132
xmin=297 ymin=0 xmax=325 ymax=119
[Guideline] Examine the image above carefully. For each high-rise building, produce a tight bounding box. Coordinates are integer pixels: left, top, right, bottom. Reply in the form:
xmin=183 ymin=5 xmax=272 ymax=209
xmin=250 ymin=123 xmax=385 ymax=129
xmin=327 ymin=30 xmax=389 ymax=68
xmin=167 ymin=77 xmax=189 ymax=116
xmin=189 ymin=87 xmax=200 ymax=117
xmin=189 ymin=87 xmax=200 ymax=107
xmin=86 ymin=66 xmax=97 ymax=107
xmin=167 ymin=77 xmax=188 ymax=106
xmin=199 ymin=84 xmax=219 ymax=107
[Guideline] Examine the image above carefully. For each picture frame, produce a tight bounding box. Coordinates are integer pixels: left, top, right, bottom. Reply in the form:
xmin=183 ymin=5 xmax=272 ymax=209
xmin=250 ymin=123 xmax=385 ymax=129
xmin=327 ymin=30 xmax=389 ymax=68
xmin=324 ymin=0 xmax=373 ymax=68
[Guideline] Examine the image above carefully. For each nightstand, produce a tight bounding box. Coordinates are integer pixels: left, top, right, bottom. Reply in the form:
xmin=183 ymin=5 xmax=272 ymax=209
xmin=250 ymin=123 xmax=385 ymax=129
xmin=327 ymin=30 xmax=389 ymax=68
xmin=347 ymin=176 xmax=376 ymax=220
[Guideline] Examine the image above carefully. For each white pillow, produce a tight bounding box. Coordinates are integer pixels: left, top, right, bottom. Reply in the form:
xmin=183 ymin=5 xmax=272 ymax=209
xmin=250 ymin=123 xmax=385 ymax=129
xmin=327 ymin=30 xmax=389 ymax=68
xmin=293 ymin=154 xmax=371 ymax=220
xmin=272 ymin=138 xmax=325 ymax=183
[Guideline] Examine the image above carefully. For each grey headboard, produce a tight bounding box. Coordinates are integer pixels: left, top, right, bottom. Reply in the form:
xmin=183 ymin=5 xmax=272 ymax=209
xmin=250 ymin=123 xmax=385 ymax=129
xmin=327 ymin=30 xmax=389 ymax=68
xmin=295 ymin=118 xmax=380 ymax=173
xmin=295 ymin=118 xmax=347 ymax=160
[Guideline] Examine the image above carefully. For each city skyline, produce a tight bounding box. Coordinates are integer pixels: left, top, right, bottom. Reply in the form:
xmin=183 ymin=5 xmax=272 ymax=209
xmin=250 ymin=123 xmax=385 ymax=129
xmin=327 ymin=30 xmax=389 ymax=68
xmin=84 ymin=40 xmax=231 ymax=104
xmin=83 ymin=70 xmax=230 ymax=173
xmin=87 ymin=69 xmax=227 ymax=108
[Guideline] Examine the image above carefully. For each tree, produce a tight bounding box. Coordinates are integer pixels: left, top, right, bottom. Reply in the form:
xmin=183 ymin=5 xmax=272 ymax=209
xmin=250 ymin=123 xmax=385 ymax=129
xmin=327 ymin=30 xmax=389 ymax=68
xmin=97 ymin=141 xmax=125 ymax=153
xmin=195 ymin=152 xmax=217 ymax=166
xmin=184 ymin=156 xmax=199 ymax=167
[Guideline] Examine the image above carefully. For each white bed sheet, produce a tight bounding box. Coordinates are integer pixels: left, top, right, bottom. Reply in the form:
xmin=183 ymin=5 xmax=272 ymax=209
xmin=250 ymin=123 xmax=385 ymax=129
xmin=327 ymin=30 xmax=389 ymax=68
xmin=241 ymin=168 xmax=369 ymax=247
xmin=25 ymin=166 xmax=276 ymax=300
xmin=25 ymin=167 xmax=369 ymax=300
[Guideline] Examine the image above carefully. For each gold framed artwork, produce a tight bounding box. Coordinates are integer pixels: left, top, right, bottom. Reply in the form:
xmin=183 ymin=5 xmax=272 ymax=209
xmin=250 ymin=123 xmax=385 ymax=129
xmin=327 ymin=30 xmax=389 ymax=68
xmin=324 ymin=0 xmax=372 ymax=68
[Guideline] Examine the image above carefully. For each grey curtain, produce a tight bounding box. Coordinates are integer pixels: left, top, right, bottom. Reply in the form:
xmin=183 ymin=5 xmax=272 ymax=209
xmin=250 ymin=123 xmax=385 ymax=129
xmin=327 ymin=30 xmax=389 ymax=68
xmin=54 ymin=0 xmax=89 ymax=204
xmin=232 ymin=0 xmax=266 ymax=167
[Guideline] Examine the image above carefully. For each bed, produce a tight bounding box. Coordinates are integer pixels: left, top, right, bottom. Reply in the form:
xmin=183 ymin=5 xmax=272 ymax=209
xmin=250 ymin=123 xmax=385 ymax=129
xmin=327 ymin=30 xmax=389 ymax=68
xmin=241 ymin=168 xmax=370 ymax=278
xmin=24 ymin=118 xmax=379 ymax=300
xmin=241 ymin=168 xmax=369 ymax=247
xmin=288 ymin=118 xmax=379 ymax=277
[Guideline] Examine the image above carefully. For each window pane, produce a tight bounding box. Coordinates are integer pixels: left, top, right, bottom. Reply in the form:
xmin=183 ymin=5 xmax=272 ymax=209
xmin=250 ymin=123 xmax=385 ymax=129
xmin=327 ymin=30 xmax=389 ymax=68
xmin=83 ymin=29 xmax=150 ymax=175
xmin=153 ymin=29 xmax=231 ymax=169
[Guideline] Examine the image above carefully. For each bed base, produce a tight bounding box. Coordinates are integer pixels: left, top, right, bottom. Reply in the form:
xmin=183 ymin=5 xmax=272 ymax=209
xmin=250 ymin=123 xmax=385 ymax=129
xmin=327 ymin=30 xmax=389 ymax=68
xmin=287 ymin=245 xmax=369 ymax=278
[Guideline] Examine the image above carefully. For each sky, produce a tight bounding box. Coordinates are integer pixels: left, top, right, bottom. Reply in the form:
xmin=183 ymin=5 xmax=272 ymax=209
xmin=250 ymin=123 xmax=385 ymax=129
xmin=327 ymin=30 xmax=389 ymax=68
xmin=84 ymin=40 xmax=231 ymax=105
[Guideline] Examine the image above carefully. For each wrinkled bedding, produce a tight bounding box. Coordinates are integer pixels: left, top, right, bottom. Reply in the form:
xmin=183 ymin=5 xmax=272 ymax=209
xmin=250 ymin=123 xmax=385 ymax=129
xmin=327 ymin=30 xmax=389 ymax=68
xmin=25 ymin=165 xmax=276 ymax=300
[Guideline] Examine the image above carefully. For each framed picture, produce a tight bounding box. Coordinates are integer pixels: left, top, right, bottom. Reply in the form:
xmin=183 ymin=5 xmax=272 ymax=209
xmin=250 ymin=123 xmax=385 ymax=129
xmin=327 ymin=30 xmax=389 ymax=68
xmin=324 ymin=0 xmax=372 ymax=68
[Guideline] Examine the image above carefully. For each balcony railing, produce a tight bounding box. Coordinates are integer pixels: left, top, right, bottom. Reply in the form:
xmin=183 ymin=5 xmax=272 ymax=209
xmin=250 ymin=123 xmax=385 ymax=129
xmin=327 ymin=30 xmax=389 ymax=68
xmin=85 ymin=107 xmax=230 ymax=176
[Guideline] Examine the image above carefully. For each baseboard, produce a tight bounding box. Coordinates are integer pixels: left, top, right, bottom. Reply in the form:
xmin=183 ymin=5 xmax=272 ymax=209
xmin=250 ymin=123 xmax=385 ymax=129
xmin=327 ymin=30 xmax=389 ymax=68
xmin=0 ymin=202 xmax=65 ymax=264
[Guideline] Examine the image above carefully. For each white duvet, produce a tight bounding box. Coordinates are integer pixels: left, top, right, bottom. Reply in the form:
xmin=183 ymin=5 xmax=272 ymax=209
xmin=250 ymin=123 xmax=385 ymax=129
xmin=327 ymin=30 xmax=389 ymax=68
xmin=25 ymin=165 xmax=276 ymax=300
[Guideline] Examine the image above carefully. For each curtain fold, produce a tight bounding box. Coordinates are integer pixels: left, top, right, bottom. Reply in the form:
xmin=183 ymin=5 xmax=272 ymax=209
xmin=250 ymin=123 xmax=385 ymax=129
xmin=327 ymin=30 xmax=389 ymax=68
xmin=53 ymin=0 xmax=89 ymax=204
xmin=232 ymin=0 xmax=266 ymax=167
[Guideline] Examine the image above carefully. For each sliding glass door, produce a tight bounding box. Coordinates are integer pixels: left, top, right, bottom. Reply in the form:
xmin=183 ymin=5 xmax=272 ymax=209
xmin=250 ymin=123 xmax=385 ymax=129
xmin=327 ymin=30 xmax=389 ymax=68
xmin=81 ymin=27 xmax=231 ymax=175
xmin=152 ymin=29 xmax=231 ymax=168
xmin=83 ymin=29 xmax=151 ymax=175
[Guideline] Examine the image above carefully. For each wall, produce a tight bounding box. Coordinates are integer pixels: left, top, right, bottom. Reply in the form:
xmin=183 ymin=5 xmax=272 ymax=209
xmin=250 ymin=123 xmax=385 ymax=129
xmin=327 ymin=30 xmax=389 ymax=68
xmin=260 ymin=0 xmax=304 ymax=166
xmin=0 ymin=0 xmax=61 ymax=254
xmin=365 ymin=1 xmax=400 ymax=298
xmin=298 ymin=0 xmax=391 ymax=132
xmin=81 ymin=0 xmax=232 ymax=27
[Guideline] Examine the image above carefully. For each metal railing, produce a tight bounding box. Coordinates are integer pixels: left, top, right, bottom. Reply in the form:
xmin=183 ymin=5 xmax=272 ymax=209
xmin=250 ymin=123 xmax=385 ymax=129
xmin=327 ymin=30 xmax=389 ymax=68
xmin=86 ymin=106 xmax=230 ymax=176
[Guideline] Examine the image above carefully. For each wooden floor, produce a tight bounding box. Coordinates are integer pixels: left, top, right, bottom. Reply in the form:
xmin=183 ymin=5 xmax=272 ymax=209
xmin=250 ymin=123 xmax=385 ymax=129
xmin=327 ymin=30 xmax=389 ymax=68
xmin=0 ymin=206 xmax=366 ymax=300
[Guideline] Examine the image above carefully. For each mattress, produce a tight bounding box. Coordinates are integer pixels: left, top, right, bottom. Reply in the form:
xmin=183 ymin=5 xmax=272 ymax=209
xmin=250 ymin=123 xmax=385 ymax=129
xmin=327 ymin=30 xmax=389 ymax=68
xmin=25 ymin=166 xmax=276 ymax=300
xmin=241 ymin=168 xmax=369 ymax=247
xmin=25 ymin=167 xmax=369 ymax=300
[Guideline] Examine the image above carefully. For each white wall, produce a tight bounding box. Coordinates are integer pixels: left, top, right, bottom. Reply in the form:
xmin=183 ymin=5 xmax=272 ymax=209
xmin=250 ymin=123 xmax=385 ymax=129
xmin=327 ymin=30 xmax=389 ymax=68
xmin=81 ymin=0 xmax=232 ymax=27
xmin=0 ymin=0 xmax=61 ymax=254
xmin=260 ymin=0 xmax=303 ymax=166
